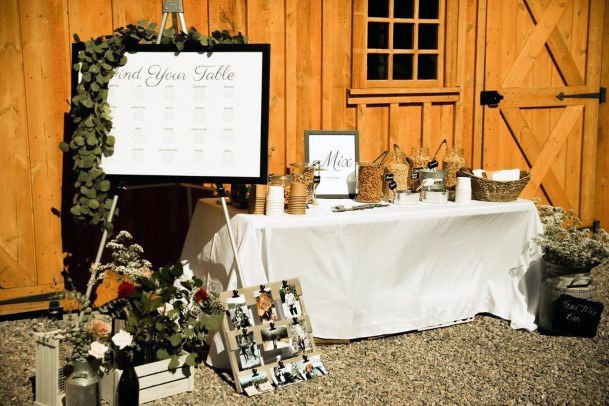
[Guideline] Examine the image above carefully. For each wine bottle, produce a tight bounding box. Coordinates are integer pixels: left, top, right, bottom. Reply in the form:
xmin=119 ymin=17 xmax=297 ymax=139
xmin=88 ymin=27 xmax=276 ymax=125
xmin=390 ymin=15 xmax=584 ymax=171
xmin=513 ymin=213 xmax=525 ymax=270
xmin=115 ymin=353 xmax=139 ymax=406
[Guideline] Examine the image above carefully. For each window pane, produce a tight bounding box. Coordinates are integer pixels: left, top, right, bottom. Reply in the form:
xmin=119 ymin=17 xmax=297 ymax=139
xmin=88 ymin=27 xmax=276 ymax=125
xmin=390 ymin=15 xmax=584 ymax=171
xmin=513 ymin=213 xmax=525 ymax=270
xmin=393 ymin=54 xmax=413 ymax=79
xmin=393 ymin=23 xmax=414 ymax=49
xmin=368 ymin=0 xmax=389 ymax=17
xmin=368 ymin=22 xmax=389 ymax=49
xmin=367 ymin=54 xmax=389 ymax=80
xmin=394 ymin=0 xmax=414 ymax=18
xmin=418 ymin=54 xmax=437 ymax=79
xmin=418 ymin=24 xmax=438 ymax=49
xmin=419 ymin=0 xmax=439 ymax=19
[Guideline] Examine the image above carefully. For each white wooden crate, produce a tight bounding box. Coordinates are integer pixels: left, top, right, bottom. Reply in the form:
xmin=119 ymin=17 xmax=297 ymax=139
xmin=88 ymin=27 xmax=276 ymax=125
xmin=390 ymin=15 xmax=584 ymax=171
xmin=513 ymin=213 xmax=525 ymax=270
xmin=34 ymin=330 xmax=69 ymax=406
xmin=101 ymin=353 xmax=194 ymax=404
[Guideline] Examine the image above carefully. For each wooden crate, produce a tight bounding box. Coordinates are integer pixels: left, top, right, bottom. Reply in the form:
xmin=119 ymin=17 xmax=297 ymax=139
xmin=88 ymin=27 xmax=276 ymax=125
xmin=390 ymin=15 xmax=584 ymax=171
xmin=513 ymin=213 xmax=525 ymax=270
xmin=101 ymin=353 xmax=194 ymax=404
xmin=34 ymin=330 xmax=70 ymax=406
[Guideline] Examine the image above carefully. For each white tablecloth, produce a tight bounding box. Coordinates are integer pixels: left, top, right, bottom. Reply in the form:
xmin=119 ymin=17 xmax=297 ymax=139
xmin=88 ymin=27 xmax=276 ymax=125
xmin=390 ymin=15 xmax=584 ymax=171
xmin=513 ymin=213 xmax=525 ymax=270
xmin=180 ymin=198 xmax=543 ymax=339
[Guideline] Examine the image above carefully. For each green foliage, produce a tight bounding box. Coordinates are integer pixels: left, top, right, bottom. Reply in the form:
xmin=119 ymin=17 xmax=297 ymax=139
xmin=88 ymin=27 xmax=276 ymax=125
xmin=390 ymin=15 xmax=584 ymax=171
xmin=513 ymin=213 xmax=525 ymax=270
xmin=60 ymin=285 xmax=96 ymax=362
xmin=62 ymin=21 xmax=247 ymax=230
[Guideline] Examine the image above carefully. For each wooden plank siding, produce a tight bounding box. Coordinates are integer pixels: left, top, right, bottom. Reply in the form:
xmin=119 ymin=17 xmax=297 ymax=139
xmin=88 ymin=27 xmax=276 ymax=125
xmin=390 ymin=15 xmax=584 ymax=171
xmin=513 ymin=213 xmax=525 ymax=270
xmin=1 ymin=0 xmax=607 ymax=313
xmin=597 ymin=0 xmax=609 ymax=229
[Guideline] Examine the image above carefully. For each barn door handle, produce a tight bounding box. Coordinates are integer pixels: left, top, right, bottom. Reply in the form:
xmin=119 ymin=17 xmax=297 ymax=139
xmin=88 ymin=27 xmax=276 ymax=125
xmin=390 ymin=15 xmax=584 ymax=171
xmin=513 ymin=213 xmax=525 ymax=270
xmin=556 ymin=87 xmax=606 ymax=103
xmin=480 ymin=90 xmax=503 ymax=108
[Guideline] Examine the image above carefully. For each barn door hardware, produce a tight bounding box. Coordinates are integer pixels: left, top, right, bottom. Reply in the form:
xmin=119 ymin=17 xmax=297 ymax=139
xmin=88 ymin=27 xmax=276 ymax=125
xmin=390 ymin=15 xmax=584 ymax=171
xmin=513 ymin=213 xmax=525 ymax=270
xmin=480 ymin=90 xmax=504 ymax=108
xmin=556 ymin=87 xmax=606 ymax=104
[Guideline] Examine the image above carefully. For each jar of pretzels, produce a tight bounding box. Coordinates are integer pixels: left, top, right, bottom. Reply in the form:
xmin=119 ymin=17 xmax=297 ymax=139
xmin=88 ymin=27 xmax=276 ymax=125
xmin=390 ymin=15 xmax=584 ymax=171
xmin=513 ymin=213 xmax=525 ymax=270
xmin=442 ymin=147 xmax=466 ymax=188
xmin=290 ymin=163 xmax=316 ymax=204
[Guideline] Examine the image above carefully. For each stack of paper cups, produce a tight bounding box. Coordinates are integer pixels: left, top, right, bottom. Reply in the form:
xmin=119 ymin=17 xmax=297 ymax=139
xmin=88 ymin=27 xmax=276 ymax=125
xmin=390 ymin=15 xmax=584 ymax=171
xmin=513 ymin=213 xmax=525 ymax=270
xmin=455 ymin=177 xmax=472 ymax=203
xmin=266 ymin=185 xmax=285 ymax=216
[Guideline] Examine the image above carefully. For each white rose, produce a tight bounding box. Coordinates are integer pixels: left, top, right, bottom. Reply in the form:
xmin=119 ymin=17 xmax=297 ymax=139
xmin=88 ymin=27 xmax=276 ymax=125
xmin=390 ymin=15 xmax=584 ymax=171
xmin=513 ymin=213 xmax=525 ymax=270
xmin=88 ymin=341 xmax=109 ymax=359
xmin=112 ymin=330 xmax=133 ymax=350
xmin=157 ymin=302 xmax=174 ymax=315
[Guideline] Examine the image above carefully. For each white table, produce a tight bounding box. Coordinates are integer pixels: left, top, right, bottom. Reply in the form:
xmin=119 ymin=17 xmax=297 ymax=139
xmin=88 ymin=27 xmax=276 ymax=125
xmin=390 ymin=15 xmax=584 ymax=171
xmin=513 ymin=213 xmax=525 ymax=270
xmin=180 ymin=198 xmax=543 ymax=339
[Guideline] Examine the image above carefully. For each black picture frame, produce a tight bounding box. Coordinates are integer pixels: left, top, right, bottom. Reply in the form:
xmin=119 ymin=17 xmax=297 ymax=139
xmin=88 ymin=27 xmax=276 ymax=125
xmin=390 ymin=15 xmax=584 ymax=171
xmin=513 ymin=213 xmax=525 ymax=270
xmin=70 ymin=42 xmax=270 ymax=186
xmin=304 ymin=130 xmax=359 ymax=198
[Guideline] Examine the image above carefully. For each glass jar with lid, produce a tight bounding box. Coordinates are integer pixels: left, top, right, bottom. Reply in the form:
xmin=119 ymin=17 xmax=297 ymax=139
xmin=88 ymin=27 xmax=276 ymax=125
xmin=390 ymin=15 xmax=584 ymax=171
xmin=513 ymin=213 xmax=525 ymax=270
xmin=355 ymin=161 xmax=384 ymax=203
xmin=407 ymin=146 xmax=431 ymax=189
xmin=442 ymin=147 xmax=466 ymax=188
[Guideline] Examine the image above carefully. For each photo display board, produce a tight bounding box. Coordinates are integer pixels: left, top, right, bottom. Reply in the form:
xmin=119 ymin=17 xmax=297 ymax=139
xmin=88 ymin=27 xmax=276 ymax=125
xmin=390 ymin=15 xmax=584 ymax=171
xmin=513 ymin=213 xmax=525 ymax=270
xmin=218 ymin=279 xmax=328 ymax=396
xmin=72 ymin=43 xmax=270 ymax=184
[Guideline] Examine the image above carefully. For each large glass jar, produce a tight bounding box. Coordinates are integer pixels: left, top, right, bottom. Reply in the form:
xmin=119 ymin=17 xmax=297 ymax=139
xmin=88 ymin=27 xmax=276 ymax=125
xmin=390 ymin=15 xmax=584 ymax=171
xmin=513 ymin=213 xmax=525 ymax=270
xmin=355 ymin=161 xmax=383 ymax=203
xmin=290 ymin=163 xmax=316 ymax=204
xmin=268 ymin=174 xmax=292 ymax=206
xmin=407 ymin=146 xmax=431 ymax=189
xmin=442 ymin=147 xmax=466 ymax=188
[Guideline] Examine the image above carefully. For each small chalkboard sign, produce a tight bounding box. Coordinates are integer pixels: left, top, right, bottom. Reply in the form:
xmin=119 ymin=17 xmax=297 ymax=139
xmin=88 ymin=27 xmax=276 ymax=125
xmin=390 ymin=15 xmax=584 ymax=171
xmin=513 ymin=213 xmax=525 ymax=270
xmin=553 ymin=294 xmax=604 ymax=338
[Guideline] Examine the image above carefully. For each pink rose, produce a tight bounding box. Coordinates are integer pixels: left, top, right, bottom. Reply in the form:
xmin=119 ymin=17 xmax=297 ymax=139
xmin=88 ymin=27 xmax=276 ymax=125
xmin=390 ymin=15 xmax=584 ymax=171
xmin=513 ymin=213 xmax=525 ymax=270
xmin=88 ymin=319 xmax=111 ymax=341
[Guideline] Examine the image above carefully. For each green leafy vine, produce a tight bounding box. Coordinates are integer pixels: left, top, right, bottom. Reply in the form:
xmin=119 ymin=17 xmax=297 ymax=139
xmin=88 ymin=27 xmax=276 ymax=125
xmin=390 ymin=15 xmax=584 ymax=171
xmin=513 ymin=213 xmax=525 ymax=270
xmin=60 ymin=20 xmax=247 ymax=230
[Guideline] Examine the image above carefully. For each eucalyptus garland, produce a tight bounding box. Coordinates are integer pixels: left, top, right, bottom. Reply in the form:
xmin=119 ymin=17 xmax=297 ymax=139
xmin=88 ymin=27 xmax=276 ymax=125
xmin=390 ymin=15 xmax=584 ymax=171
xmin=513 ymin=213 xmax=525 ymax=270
xmin=60 ymin=20 xmax=246 ymax=230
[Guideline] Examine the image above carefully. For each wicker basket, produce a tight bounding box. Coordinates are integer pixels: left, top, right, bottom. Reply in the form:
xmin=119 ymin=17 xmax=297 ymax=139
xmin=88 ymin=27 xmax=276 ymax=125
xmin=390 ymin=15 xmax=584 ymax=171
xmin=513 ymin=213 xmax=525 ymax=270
xmin=457 ymin=168 xmax=530 ymax=202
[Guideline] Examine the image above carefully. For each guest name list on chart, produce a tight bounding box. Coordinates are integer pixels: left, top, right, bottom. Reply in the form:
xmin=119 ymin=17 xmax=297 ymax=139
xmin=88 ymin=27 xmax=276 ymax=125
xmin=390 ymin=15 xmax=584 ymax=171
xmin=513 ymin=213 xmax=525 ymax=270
xmin=104 ymin=51 xmax=263 ymax=178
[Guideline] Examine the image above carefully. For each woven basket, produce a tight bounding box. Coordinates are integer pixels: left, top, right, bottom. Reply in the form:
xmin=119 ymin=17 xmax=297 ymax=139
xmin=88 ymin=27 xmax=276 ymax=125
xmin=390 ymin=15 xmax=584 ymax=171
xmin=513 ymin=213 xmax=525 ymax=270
xmin=457 ymin=168 xmax=531 ymax=202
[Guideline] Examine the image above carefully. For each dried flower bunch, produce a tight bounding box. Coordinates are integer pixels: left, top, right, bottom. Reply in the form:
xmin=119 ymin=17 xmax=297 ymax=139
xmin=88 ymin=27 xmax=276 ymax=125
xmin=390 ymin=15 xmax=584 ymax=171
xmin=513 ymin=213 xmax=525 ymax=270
xmin=535 ymin=205 xmax=609 ymax=267
xmin=96 ymin=230 xmax=152 ymax=282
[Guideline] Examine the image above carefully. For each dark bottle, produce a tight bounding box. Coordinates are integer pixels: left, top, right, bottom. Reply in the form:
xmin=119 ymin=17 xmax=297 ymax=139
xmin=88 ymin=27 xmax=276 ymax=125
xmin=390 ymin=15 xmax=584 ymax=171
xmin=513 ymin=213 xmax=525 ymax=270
xmin=115 ymin=354 xmax=139 ymax=406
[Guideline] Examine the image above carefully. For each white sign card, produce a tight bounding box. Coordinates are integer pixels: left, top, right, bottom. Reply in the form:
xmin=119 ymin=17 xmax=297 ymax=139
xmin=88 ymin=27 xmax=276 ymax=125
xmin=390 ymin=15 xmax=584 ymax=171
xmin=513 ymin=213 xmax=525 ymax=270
xmin=75 ymin=44 xmax=270 ymax=184
xmin=305 ymin=131 xmax=359 ymax=198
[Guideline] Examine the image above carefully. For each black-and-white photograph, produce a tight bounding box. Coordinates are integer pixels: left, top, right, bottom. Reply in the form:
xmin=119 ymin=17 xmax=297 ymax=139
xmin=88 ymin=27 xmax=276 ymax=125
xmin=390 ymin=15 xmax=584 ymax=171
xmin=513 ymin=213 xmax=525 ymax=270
xmin=226 ymin=295 xmax=254 ymax=331
xmin=290 ymin=320 xmax=313 ymax=356
xmin=238 ymin=369 xmax=273 ymax=396
xmin=261 ymin=325 xmax=290 ymax=351
xmin=261 ymin=324 xmax=294 ymax=363
xmin=236 ymin=331 xmax=261 ymax=370
xmin=255 ymin=288 xmax=278 ymax=323
xmin=271 ymin=362 xmax=304 ymax=387
xmin=279 ymin=283 xmax=302 ymax=317
xmin=296 ymin=355 xmax=328 ymax=380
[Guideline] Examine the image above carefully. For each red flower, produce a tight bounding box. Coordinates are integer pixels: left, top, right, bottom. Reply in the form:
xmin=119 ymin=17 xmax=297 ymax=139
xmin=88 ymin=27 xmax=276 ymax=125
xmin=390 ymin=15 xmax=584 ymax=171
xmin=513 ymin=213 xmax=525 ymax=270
xmin=194 ymin=288 xmax=209 ymax=303
xmin=118 ymin=281 xmax=135 ymax=299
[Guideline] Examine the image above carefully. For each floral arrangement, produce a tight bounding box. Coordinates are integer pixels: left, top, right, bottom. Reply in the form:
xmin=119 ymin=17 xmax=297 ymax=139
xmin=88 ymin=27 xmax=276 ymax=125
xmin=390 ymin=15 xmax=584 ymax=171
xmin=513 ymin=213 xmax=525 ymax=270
xmin=98 ymin=261 xmax=224 ymax=369
xmin=535 ymin=205 xmax=609 ymax=267
xmin=63 ymin=231 xmax=224 ymax=371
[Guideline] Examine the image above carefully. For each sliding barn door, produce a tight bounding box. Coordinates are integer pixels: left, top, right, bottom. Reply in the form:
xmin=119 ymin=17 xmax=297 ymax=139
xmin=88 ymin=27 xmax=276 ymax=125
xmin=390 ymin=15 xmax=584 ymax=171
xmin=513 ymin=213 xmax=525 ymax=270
xmin=480 ymin=0 xmax=605 ymax=224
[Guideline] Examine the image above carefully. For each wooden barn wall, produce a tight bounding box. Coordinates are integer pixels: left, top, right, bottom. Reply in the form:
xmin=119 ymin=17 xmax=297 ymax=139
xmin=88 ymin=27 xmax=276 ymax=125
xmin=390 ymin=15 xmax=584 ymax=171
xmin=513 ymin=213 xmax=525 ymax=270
xmin=1 ymin=0 xmax=607 ymax=312
xmin=598 ymin=0 xmax=609 ymax=230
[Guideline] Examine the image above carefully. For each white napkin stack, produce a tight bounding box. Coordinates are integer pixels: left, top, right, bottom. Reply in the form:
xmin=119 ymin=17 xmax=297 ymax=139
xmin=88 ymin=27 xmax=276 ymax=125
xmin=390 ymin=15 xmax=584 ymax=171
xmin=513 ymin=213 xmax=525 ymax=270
xmin=472 ymin=169 xmax=520 ymax=181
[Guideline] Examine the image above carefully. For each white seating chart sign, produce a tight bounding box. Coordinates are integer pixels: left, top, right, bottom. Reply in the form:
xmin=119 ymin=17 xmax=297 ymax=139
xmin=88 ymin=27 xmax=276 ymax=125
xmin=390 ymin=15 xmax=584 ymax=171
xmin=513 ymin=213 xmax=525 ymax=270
xmin=99 ymin=45 xmax=269 ymax=183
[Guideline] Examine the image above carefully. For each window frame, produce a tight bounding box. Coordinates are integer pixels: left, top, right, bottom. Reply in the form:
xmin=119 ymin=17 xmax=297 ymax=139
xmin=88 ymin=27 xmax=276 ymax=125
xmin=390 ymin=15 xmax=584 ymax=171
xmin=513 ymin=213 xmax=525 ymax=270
xmin=353 ymin=0 xmax=447 ymax=89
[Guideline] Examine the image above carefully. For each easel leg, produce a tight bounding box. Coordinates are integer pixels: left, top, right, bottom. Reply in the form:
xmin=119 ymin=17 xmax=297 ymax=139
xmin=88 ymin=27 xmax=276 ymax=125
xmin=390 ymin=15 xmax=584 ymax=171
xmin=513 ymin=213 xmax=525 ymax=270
xmin=79 ymin=194 xmax=119 ymax=319
xmin=215 ymin=184 xmax=246 ymax=288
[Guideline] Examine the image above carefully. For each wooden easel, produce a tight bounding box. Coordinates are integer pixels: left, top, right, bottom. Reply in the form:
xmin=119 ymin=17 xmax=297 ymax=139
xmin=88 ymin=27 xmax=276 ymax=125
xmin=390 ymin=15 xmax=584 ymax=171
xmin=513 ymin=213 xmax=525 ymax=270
xmin=156 ymin=0 xmax=188 ymax=44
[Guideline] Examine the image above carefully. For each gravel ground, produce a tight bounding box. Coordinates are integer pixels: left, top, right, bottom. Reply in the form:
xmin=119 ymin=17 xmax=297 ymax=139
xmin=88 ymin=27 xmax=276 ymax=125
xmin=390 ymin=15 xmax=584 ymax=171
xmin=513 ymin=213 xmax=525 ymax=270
xmin=2 ymin=266 xmax=608 ymax=405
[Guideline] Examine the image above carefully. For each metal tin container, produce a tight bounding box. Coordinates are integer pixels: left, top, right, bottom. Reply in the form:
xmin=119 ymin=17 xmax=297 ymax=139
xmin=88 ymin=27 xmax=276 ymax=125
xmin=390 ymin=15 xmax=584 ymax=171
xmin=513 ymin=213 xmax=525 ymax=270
xmin=419 ymin=169 xmax=446 ymax=192
xmin=393 ymin=190 xmax=420 ymax=205
xmin=421 ymin=190 xmax=448 ymax=204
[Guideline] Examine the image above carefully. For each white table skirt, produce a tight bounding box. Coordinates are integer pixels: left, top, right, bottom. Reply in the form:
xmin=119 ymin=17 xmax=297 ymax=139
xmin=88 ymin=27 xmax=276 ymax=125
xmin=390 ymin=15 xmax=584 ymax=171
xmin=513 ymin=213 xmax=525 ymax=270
xmin=180 ymin=198 xmax=543 ymax=339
